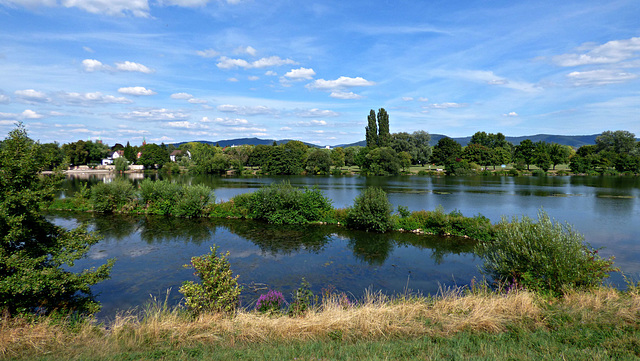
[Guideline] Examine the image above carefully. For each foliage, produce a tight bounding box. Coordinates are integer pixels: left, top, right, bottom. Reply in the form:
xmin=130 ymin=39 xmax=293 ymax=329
xmin=306 ymin=149 xmax=332 ymax=174
xmin=62 ymin=140 xmax=110 ymax=166
xmin=90 ymin=179 xmax=136 ymax=213
xmin=377 ymin=108 xmax=390 ymax=147
xmin=288 ymin=278 xmax=315 ymax=317
xmin=173 ymin=184 xmax=213 ymax=218
xmin=190 ymin=143 xmax=229 ymax=174
xmin=256 ymin=289 xmax=285 ymax=313
xmin=346 ymin=187 xmax=393 ymax=232
xmin=478 ymin=210 xmax=617 ymax=295
xmin=431 ymin=137 xmax=462 ymax=168
xmin=114 ymin=156 xmax=129 ymax=172
xmin=395 ymin=206 xmax=494 ymax=241
xmin=364 ymin=147 xmax=401 ymax=175
xmin=244 ymin=181 xmax=333 ymax=224
xmin=514 ymin=139 xmax=536 ymax=170
xmin=365 ymin=109 xmax=378 ymax=147
xmin=0 ymin=124 xmax=114 ymax=316
xmin=179 ymin=245 xmax=242 ymax=314
xmin=137 ymin=143 xmax=170 ymax=169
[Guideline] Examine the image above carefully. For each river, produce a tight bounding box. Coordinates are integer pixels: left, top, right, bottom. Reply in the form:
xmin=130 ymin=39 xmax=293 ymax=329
xmin=55 ymin=174 xmax=640 ymax=318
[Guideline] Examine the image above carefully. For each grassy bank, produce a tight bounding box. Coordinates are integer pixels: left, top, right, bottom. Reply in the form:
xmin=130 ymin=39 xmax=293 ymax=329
xmin=3 ymin=287 xmax=640 ymax=360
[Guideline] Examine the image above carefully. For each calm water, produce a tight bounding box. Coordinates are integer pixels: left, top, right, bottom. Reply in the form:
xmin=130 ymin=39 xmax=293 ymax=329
xmin=55 ymin=174 xmax=640 ymax=318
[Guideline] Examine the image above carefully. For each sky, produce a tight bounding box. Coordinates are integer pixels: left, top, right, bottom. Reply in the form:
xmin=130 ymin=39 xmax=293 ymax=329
xmin=0 ymin=0 xmax=638 ymax=147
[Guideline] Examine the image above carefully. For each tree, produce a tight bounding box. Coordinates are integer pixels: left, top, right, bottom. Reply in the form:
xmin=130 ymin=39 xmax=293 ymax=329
xmin=462 ymin=143 xmax=494 ymax=168
xmin=596 ymin=130 xmax=637 ymax=154
xmin=431 ymin=137 xmax=462 ymax=168
xmin=306 ymin=149 xmax=332 ymax=174
xmin=365 ymin=110 xmax=378 ymax=147
xmin=330 ymin=147 xmax=345 ymax=169
xmin=138 ymin=143 xmax=170 ymax=169
xmin=377 ymin=108 xmax=390 ymax=147
xmin=548 ymin=143 xmax=571 ymax=170
xmin=514 ymin=139 xmax=536 ymax=170
xmin=0 ymin=125 xmax=114 ymax=315
xmin=410 ymin=130 xmax=431 ymax=166
xmin=365 ymin=147 xmax=401 ymax=175
xmin=533 ymin=141 xmax=551 ymax=172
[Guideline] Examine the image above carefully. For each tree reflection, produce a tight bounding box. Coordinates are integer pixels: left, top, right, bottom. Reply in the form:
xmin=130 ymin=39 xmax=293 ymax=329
xmin=138 ymin=216 xmax=217 ymax=244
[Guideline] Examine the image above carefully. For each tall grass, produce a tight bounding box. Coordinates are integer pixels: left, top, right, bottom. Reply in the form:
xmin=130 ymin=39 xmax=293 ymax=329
xmin=5 ymin=287 xmax=640 ymax=360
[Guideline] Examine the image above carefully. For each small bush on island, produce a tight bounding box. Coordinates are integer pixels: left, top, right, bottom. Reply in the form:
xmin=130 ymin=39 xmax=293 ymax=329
xmin=243 ymin=181 xmax=333 ymax=225
xmin=346 ymin=187 xmax=394 ymax=232
xmin=179 ymin=245 xmax=242 ymax=314
xmin=90 ymin=179 xmax=136 ymax=213
xmin=478 ymin=210 xmax=617 ymax=295
xmin=396 ymin=206 xmax=494 ymax=241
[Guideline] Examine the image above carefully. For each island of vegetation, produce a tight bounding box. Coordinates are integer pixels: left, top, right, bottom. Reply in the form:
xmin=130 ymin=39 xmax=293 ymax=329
xmin=1 ymin=123 xmax=639 ymax=360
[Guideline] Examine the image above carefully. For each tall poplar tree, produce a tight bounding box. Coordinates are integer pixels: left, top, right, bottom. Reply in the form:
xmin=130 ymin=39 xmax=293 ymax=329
xmin=365 ymin=109 xmax=378 ymax=147
xmin=377 ymin=108 xmax=390 ymax=147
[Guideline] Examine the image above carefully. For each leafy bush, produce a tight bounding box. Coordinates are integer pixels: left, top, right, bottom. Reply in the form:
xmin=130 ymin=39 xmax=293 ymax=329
xmin=139 ymin=179 xmax=182 ymax=215
xmin=91 ymin=179 xmax=136 ymax=213
xmin=288 ymin=278 xmax=315 ymax=317
xmin=174 ymin=184 xmax=213 ymax=218
xmin=478 ymin=210 xmax=617 ymax=295
xmin=256 ymin=290 xmax=285 ymax=314
xmin=246 ymin=181 xmax=333 ymax=224
xmin=346 ymin=187 xmax=393 ymax=232
xmin=179 ymin=245 xmax=242 ymax=314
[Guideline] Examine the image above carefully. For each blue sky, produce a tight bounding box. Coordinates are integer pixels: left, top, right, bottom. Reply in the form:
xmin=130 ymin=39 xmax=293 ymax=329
xmin=0 ymin=0 xmax=638 ymax=146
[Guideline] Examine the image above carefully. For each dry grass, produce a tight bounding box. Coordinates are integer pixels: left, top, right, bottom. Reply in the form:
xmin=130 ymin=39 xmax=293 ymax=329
xmin=0 ymin=288 xmax=547 ymax=359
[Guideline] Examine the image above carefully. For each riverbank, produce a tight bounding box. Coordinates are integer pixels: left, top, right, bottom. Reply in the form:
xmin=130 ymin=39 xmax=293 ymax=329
xmin=3 ymin=286 xmax=639 ymax=360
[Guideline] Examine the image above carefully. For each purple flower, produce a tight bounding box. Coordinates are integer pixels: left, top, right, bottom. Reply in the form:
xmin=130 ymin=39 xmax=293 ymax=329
xmin=256 ymin=289 xmax=285 ymax=313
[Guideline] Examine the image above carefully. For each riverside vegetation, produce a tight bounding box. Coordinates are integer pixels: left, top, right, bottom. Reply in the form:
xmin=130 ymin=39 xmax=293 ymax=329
xmin=1 ymin=125 xmax=634 ymax=360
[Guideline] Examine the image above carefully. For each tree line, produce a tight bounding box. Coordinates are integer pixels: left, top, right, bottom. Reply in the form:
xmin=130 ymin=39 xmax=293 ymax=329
xmin=15 ymin=112 xmax=640 ymax=176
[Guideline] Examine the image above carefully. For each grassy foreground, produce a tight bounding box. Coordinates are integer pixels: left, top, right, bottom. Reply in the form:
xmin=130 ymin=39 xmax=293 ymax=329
xmin=3 ymin=287 xmax=640 ymax=360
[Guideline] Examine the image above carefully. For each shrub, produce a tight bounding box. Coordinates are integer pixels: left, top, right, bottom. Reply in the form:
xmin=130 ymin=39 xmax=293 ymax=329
xmin=288 ymin=278 xmax=315 ymax=317
xmin=346 ymin=187 xmax=393 ymax=232
xmin=91 ymin=179 xmax=136 ymax=213
xmin=246 ymin=181 xmax=333 ymax=224
xmin=478 ymin=210 xmax=617 ymax=295
xmin=139 ymin=179 xmax=182 ymax=215
xmin=174 ymin=184 xmax=213 ymax=218
xmin=179 ymin=245 xmax=242 ymax=314
xmin=256 ymin=290 xmax=285 ymax=314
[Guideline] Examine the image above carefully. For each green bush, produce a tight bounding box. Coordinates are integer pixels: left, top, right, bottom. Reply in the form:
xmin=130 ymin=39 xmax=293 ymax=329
xmin=174 ymin=184 xmax=213 ymax=218
xmin=346 ymin=187 xmax=393 ymax=232
xmin=91 ymin=179 xmax=136 ymax=213
xmin=245 ymin=182 xmax=333 ymax=224
xmin=478 ymin=210 xmax=617 ymax=294
xmin=179 ymin=245 xmax=242 ymax=314
xmin=288 ymin=278 xmax=316 ymax=317
xmin=139 ymin=179 xmax=182 ymax=215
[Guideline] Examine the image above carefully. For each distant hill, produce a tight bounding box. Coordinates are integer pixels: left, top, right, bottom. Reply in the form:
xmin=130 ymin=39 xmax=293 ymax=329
xmin=173 ymin=138 xmax=320 ymax=148
xmin=173 ymin=133 xmax=631 ymax=149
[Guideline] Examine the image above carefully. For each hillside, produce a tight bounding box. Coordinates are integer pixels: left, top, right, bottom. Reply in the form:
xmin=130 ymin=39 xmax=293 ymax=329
xmin=173 ymin=133 xmax=631 ymax=149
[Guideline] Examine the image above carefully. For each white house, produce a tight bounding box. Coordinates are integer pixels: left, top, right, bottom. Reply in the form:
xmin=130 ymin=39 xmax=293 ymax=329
xmin=101 ymin=150 xmax=125 ymax=165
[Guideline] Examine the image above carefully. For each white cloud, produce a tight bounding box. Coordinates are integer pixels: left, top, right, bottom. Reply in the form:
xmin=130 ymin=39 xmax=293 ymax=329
xmin=119 ymin=108 xmax=189 ymax=121
xmin=217 ymin=104 xmax=276 ymax=115
xmin=285 ymin=67 xmax=316 ymax=80
xmin=227 ymin=77 xmax=238 ymax=82
xmin=503 ymin=112 xmax=519 ymax=117
xmin=265 ymin=70 xmax=277 ymax=76
xmin=567 ymin=69 xmax=638 ymax=86
xmin=161 ymin=0 xmax=209 ymax=8
xmin=82 ymin=59 xmax=153 ymax=73
xmin=118 ymin=86 xmax=156 ymax=96
xmin=295 ymin=108 xmax=339 ymax=118
xmin=115 ymin=61 xmax=154 ymax=73
xmin=234 ymin=46 xmax=257 ymax=56
xmin=553 ymin=37 xmax=640 ymax=67
xmin=0 ymin=94 xmax=10 ymax=103
xmin=248 ymin=76 xmax=259 ymax=81
xmin=14 ymin=89 xmax=50 ymax=103
xmin=209 ymin=117 xmax=249 ymax=126
xmin=61 ymin=91 xmax=132 ymax=105
xmin=452 ymin=70 xmax=540 ymax=92
xmin=280 ymin=126 xmax=292 ymax=131
xmin=151 ymin=136 xmax=174 ymax=142
xmin=217 ymin=56 xmax=297 ymax=69
xmin=83 ymin=46 xmax=94 ymax=53
xmin=21 ymin=109 xmax=43 ymax=119
xmin=82 ymin=59 xmax=107 ymax=72
xmin=171 ymin=92 xmax=193 ymax=99
xmin=307 ymin=76 xmax=376 ymax=90
xmin=296 ymin=120 xmax=327 ymax=126
xmin=188 ymin=98 xmax=208 ymax=104
xmin=196 ymin=48 xmax=219 ymax=58
xmin=2 ymin=0 xmax=152 ymax=17
xmin=402 ymin=97 xmax=414 ymax=101
xmin=418 ymin=97 xmax=429 ymax=102
xmin=166 ymin=121 xmax=203 ymax=129
xmin=330 ymin=91 xmax=363 ymax=99
xmin=431 ymin=102 xmax=468 ymax=109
